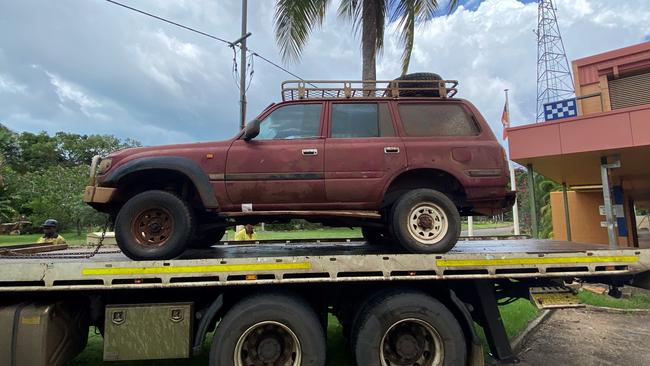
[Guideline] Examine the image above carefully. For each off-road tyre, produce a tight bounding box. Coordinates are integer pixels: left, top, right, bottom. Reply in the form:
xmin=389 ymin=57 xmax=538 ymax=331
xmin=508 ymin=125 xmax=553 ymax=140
xmin=351 ymin=289 xmax=467 ymax=366
xmin=391 ymin=189 xmax=460 ymax=253
xmin=115 ymin=190 xmax=194 ymax=260
xmin=190 ymin=227 xmax=226 ymax=248
xmin=210 ymin=292 xmax=326 ymax=366
xmin=393 ymin=72 xmax=443 ymax=97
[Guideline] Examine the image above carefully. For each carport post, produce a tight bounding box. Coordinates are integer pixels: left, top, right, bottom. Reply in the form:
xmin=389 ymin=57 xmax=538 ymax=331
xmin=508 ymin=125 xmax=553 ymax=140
xmin=562 ymin=183 xmax=572 ymax=241
xmin=527 ymin=164 xmax=538 ymax=238
xmin=600 ymin=156 xmax=620 ymax=249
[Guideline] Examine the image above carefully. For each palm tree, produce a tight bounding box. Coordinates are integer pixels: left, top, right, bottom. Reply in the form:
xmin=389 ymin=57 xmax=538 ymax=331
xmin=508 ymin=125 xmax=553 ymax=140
xmin=274 ymin=0 xmax=458 ymax=80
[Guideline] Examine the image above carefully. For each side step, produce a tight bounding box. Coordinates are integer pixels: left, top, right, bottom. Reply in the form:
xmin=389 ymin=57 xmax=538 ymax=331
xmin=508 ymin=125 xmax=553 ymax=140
xmin=529 ymin=286 xmax=584 ymax=309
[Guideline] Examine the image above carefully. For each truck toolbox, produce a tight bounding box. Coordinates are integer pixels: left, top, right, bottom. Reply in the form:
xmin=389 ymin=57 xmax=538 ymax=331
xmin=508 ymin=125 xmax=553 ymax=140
xmin=103 ymin=302 xmax=193 ymax=361
xmin=0 ymin=301 xmax=89 ymax=366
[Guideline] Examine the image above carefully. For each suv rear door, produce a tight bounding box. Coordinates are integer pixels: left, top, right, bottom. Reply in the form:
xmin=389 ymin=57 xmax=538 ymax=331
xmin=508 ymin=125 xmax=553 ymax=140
xmin=225 ymin=102 xmax=325 ymax=209
xmin=396 ymin=101 xmax=506 ymax=198
xmin=324 ymin=101 xmax=406 ymax=206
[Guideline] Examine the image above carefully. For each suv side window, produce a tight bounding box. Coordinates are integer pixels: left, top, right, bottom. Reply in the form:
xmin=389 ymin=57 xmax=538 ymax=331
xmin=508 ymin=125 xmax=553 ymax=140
xmin=256 ymin=104 xmax=322 ymax=140
xmin=331 ymin=103 xmax=395 ymax=138
xmin=398 ymin=103 xmax=479 ymax=136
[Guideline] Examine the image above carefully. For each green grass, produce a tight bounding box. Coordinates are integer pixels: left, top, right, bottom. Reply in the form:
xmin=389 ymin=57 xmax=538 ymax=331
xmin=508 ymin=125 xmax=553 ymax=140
xmin=578 ymin=290 xmax=650 ymax=309
xmin=223 ymin=227 xmax=362 ymax=241
xmin=474 ymin=298 xmax=540 ymax=355
xmin=0 ymin=231 xmax=87 ymax=246
xmin=1 ymin=228 xmax=362 ymax=247
xmin=461 ymin=221 xmax=513 ymax=230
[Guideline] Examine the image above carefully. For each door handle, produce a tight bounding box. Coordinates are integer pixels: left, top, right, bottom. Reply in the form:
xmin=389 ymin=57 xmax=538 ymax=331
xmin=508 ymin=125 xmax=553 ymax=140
xmin=302 ymin=148 xmax=318 ymax=156
xmin=384 ymin=147 xmax=400 ymax=154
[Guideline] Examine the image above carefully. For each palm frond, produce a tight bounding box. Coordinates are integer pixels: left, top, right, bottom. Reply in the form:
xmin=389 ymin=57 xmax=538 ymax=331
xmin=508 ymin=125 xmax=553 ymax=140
xmin=274 ymin=0 xmax=332 ymax=62
xmin=337 ymin=0 xmax=362 ymax=37
xmin=391 ymin=0 xmax=459 ymax=75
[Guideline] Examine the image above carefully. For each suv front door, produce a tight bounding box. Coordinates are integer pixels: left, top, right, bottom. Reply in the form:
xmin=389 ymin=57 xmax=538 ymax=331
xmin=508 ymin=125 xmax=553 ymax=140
xmin=225 ymin=103 xmax=325 ymax=210
xmin=324 ymin=102 xmax=406 ymax=207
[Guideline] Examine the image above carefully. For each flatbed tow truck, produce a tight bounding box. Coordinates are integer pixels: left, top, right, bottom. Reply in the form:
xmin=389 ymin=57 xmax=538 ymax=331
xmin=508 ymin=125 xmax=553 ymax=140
xmin=1 ymin=238 xmax=649 ymax=366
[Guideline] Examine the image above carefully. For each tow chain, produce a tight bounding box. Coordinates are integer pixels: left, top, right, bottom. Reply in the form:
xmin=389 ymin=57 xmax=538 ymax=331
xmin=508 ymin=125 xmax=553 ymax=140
xmin=0 ymin=219 xmax=121 ymax=259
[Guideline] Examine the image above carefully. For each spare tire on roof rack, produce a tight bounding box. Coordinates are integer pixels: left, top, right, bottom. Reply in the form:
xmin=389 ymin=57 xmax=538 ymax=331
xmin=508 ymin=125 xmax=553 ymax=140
xmin=391 ymin=72 xmax=443 ymax=97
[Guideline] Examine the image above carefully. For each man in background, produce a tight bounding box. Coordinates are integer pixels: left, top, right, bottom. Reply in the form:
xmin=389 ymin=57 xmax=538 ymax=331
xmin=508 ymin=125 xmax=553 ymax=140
xmin=37 ymin=219 xmax=67 ymax=244
xmin=234 ymin=224 xmax=257 ymax=241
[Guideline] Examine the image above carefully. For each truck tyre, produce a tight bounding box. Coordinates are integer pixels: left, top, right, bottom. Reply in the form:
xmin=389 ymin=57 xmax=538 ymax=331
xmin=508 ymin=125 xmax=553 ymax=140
xmin=352 ymin=290 xmax=466 ymax=366
xmin=210 ymin=293 xmax=326 ymax=366
xmin=190 ymin=227 xmax=226 ymax=248
xmin=391 ymin=189 xmax=460 ymax=253
xmin=115 ymin=190 xmax=194 ymax=260
xmin=393 ymin=72 xmax=443 ymax=97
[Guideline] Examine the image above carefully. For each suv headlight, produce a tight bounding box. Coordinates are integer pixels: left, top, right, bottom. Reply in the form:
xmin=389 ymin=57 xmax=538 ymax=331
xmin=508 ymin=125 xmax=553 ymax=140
xmin=97 ymin=158 xmax=113 ymax=175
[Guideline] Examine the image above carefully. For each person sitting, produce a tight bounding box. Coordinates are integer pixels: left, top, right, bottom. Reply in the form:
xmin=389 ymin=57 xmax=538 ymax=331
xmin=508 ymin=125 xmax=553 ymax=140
xmin=234 ymin=224 xmax=257 ymax=241
xmin=37 ymin=219 xmax=67 ymax=245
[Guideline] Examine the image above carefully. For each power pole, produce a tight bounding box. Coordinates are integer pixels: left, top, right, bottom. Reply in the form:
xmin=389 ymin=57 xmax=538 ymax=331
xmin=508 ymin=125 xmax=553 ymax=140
xmin=239 ymin=0 xmax=248 ymax=131
xmin=535 ymin=0 xmax=574 ymax=122
xmin=504 ymin=89 xmax=521 ymax=235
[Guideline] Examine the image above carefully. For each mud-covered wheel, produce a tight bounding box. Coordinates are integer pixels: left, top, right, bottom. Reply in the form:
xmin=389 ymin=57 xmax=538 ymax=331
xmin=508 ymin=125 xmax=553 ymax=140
xmin=210 ymin=293 xmax=326 ymax=366
xmin=362 ymin=227 xmax=391 ymax=245
xmin=351 ymin=290 xmax=466 ymax=366
xmin=391 ymin=189 xmax=460 ymax=253
xmin=115 ymin=190 xmax=194 ymax=260
xmin=190 ymin=227 xmax=226 ymax=248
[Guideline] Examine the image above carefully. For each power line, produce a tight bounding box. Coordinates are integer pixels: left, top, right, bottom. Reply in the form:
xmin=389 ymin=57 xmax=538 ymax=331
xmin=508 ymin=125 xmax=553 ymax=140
xmin=104 ymin=0 xmax=232 ymax=45
xmin=247 ymin=50 xmax=307 ymax=81
xmin=103 ymin=0 xmax=308 ymax=82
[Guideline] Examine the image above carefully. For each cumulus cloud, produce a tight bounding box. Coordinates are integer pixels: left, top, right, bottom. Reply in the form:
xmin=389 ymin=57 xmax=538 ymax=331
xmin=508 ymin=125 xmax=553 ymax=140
xmin=0 ymin=0 xmax=648 ymax=146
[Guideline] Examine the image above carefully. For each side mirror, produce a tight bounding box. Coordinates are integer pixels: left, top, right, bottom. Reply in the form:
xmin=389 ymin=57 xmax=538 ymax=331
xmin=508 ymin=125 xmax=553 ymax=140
xmin=242 ymin=119 xmax=260 ymax=141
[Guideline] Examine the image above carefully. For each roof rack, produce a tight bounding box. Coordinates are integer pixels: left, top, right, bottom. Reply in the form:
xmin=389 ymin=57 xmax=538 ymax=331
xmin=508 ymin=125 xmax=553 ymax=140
xmin=281 ymin=79 xmax=458 ymax=101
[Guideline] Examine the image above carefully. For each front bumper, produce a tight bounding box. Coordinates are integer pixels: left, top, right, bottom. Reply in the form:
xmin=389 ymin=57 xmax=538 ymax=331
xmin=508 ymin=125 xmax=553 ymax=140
xmin=83 ymin=186 xmax=116 ymax=204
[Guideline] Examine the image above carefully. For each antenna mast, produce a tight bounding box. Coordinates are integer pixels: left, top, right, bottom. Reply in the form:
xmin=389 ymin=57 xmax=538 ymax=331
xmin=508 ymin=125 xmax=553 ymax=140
xmin=535 ymin=0 xmax=575 ymax=122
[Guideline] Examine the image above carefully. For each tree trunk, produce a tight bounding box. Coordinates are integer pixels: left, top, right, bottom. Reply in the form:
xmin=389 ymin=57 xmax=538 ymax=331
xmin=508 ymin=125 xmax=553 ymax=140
xmin=361 ymin=0 xmax=377 ymax=94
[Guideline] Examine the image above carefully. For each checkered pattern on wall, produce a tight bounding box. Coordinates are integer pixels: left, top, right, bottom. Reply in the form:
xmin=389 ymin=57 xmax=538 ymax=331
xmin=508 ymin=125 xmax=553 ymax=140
xmin=543 ymin=98 xmax=577 ymax=121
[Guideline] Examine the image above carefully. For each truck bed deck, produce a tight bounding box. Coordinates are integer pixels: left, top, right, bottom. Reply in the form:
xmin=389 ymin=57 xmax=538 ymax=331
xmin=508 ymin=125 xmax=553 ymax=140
xmin=1 ymin=239 xmax=647 ymax=292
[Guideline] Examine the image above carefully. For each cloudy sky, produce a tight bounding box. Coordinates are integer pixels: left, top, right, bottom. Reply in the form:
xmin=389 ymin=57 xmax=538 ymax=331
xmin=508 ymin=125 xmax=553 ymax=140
xmin=1 ymin=0 xmax=649 ymax=146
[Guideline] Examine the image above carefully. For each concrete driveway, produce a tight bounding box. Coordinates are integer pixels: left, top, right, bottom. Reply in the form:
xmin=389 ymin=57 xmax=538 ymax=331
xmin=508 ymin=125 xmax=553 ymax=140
xmin=516 ymin=308 xmax=650 ymax=366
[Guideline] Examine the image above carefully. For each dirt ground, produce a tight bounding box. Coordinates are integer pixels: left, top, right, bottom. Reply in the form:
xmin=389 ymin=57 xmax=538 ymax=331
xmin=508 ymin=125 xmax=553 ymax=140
xmin=516 ymin=308 xmax=650 ymax=366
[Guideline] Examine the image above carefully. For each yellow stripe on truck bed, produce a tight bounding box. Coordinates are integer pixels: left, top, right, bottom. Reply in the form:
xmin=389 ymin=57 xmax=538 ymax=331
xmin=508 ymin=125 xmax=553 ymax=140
xmin=437 ymin=255 xmax=638 ymax=267
xmin=82 ymin=262 xmax=312 ymax=276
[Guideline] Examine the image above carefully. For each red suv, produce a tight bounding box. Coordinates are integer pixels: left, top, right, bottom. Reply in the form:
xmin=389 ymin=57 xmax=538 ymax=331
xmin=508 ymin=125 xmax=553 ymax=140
xmin=84 ymin=74 xmax=514 ymax=260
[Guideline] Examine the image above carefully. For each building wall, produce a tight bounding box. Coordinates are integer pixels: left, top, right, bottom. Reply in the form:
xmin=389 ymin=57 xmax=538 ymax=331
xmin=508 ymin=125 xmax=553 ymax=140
xmin=573 ymin=42 xmax=650 ymax=117
xmin=550 ymin=190 xmax=630 ymax=246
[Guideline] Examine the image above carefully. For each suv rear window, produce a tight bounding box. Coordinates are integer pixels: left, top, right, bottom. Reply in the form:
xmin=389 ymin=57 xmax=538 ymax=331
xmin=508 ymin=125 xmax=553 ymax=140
xmin=398 ymin=104 xmax=479 ymax=136
xmin=330 ymin=103 xmax=395 ymax=138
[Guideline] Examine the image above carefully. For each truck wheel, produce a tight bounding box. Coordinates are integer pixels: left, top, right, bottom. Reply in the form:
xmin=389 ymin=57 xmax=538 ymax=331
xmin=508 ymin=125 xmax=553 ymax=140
xmin=352 ymin=290 xmax=466 ymax=366
xmin=115 ymin=190 xmax=194 ymax=260
xmin=190 ymin=227 xmax=226 ymax=248
xmin=391 ymin=189 xmax=460 ymax=253
xmin=210 ymin=293 xmax=326 ymax=366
